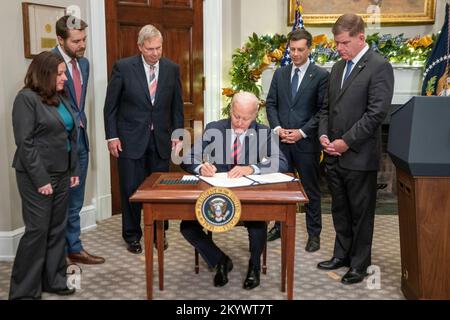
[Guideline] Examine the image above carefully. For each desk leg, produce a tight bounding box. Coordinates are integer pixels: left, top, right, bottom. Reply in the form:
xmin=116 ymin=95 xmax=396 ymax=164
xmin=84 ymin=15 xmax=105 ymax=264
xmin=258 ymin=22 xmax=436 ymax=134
xmin=144 ymin=206 xmax=154 ymax=300
xmin=157 ymin=220 xmax=164 ymax=291
xmin=286 ymin=204 xmax=297 ymax=300
xmin=281 ymin=221 xmax=286 ymax=293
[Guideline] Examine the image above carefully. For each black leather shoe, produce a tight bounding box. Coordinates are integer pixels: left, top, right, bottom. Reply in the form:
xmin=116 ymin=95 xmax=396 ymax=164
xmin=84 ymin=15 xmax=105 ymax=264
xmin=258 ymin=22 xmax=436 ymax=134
xmin=50 ymin=287 xmax=76 ymax=296
xmin=127 ymin=241 xmax=142 ymax=254
xmin=341 ymin=268 xmax=368 ymax=284
xmin=267 ymin=226 xmax=280 ymax=242
xmin=305 ymin=235 xmax=320 ymax=252
xmin=214 ymin=256 xmax=233 ymax=287
xmin=243 ymin=263 xmax=260 ymax=290
xmin=317 ymin=257 xmax=349 ymax=270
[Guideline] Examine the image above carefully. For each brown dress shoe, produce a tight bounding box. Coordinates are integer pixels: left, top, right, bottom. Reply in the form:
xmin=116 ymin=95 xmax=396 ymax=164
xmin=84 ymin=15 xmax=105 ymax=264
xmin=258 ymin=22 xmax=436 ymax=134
xmin=68 ymin=250 xmax=105 ymax=265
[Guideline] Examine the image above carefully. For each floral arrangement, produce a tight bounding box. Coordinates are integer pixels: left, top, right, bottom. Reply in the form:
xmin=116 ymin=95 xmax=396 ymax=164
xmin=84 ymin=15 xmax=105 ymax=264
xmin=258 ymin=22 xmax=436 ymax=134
xmin=222 ymin=32 xmax=435 ymax=118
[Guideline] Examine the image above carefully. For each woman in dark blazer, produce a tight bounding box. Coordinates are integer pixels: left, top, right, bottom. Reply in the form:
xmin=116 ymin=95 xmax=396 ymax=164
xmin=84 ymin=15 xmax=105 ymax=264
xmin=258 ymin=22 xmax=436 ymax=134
xmin=9 ymin=51 xmax=80 ymax=300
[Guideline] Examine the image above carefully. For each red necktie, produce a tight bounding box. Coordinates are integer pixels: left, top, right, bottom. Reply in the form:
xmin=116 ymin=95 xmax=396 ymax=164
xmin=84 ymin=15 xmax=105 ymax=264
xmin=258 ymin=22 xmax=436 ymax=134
xmin=70 ymin=59 xmax=84 ymax=128
xmin=70 ymin=59 xmax=82 ymax=108
xmin=232 ymin=136 xmax=242 ymax=166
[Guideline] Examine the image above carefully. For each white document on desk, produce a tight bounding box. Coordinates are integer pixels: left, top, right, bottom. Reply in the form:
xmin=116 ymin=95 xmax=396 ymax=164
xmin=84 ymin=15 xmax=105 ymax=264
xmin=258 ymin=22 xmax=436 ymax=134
xmin=246 ymin=173 xmax=297 ymax=184
xmin=198 ymin=172 xmax=255 ymax=188
xmin=198 ymin=172 xmax=296 ymax=188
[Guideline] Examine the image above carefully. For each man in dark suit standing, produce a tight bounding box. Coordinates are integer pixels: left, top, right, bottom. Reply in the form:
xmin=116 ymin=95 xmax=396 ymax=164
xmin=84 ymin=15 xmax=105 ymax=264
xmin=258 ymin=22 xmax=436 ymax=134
xmin=53 ymin=15 xmax=105 ymax=265
xmin=317 ymin=14 xmax=394 ymax=284
xmin=265 ymin=30 xmax=329 ymax=252
xmin=181 ymin=92 xmax=288 ymax=290
xmin=104 ymin=25 xmax=184 ymax=254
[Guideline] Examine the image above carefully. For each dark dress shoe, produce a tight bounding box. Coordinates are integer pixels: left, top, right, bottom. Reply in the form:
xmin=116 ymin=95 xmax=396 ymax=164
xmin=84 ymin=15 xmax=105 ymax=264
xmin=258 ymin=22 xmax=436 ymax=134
xmin=317 ymin=257 xmax=349 ymax=270
xmin=341 ymin=268 xmax=368 ymax=285
xmin=267 ymin=226 xmax=280 ymax=242
xmin=305 ymin=235 xmax=320 ymax=252
xmin=214 ymin=256 xmax=233 ymax=287
xmin=46 ymin=287 xmax=76 ymax=296
xmin=127 ymin=241 xmax=142 ymax=254
xmin=68 ymin=250 xmax=105 ymax=264
xmin=243 ymin=264 xmax=260 ymax=290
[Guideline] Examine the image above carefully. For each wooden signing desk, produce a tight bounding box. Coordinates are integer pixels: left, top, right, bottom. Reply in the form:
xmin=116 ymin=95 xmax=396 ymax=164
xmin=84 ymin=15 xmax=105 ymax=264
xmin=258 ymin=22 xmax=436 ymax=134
xmin=130 ymin=172 xmax=308 ymax=300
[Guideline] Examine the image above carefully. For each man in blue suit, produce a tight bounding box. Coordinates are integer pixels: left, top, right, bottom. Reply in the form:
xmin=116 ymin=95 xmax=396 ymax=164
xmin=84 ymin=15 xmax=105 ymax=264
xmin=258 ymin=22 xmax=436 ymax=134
xmin=104 ymin=25 xmax=184 ymax=254
xmin=180 ymin=92 xmax=288 ymax=290
xmin=54 ymin=15 xmax=105 ymax=264
xmin=266 ymin=29 xmax=329 ymax=252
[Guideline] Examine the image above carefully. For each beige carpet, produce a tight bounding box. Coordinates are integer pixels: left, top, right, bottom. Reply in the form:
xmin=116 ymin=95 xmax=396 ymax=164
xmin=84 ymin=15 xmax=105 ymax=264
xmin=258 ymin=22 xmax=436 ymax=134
xmin=0 ymin=213 xmax=404 ymax=300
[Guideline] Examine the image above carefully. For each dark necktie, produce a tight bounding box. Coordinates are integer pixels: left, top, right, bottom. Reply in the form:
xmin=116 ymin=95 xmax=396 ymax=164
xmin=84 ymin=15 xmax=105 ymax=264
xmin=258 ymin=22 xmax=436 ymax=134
xmin=291 ymin=67 xmax=300 ymax=99
xmin=343 ymin=60 xmax=354 ymax=83
xmin=70 ymin=59 xmax=82 ymax=108
xmin=232 ymin=135 xmax=242 ymax=166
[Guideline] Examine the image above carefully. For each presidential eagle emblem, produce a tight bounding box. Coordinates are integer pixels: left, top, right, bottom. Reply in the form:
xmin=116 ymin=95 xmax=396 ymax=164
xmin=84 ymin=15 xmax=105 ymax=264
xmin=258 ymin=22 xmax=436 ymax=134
xmin=195 ymin=187 xmax=241 ymax=233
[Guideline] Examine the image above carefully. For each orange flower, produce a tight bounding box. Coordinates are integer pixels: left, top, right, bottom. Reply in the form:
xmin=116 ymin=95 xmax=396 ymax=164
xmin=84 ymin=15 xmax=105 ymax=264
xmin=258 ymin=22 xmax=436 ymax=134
xmin=270 ymin=49 xmax=283 ymax=60
xmin=313 ymin=34 xmax=328 ymax=46
xmin=222 ymin=88 xmax=235 ymax=97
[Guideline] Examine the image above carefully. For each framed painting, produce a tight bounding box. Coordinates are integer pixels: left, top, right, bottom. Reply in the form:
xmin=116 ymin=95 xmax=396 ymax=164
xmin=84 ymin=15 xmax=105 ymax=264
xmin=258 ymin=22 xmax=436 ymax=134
xmin=288 ymin=0 xmax=436 ymax=26
xmin=22 ymin=2 xmax=66 ymax=58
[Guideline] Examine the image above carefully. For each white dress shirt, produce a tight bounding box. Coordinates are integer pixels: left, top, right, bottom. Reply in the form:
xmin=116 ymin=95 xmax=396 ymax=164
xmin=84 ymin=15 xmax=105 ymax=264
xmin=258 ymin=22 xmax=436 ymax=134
xmin=57 ymin=46 xmax=83 ymax=85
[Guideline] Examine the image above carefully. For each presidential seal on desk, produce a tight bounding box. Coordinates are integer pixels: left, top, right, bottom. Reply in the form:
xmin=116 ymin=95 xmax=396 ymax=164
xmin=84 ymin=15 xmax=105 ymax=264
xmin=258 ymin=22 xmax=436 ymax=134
xmin=195 ymin=187 xmax=241 ymax=232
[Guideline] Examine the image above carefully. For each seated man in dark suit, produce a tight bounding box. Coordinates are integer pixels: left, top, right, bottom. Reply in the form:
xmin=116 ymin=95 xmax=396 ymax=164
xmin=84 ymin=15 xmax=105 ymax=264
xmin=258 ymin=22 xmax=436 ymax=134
xmin=180 ymin=91 xmax=288 ymax=290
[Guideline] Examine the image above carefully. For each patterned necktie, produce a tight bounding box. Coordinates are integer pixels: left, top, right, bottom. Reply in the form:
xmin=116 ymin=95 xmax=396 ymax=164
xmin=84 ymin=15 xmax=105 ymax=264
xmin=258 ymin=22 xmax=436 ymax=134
xmin=70 ymin=59 xmax=82 ymax=108
xmin=149 ymin=65 xmax=157 ymax=104
xmin=291 ymin=67 xmax=300 ymax=99
xmin=343 ymin=60 xmax=354 ymax=83
xmin=232 ymin=135 xmax=242 ymax=166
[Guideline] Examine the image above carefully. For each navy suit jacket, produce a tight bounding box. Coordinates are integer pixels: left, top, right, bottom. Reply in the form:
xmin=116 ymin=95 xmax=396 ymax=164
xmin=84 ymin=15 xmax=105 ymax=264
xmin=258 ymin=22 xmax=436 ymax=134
xmin=266 ymin=63 xmax=329 ymax=153
xmin=52 ymin=47 xmax=90 ymax=151
xmin=318 ymin=50 xmax=394 ymax=171
xmin=181 ymin=119 xmax=288 ymax=174
xmin=104 ymin=55 xmax=184 ymax=160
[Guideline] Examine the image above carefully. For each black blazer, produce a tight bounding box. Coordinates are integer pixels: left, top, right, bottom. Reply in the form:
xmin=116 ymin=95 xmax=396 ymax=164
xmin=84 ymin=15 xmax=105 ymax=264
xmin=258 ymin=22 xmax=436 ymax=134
xmin=104 ymin=55 xmax=184 ymax=160
xmin=266 ymin=63 xmax=329 ymax=153
xmin=319 ymin=50 xmax=394 ymax=171
xmin=181 ymin=119 xmax=288 ymax=174
xmin=12 ymin=88 xmax=79 ymax=188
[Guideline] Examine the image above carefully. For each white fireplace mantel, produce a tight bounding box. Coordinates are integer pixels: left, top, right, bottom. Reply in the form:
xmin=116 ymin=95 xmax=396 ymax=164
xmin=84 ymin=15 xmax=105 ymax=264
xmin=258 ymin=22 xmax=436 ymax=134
xmin=260 ymin=62 xmax=424 ymax=105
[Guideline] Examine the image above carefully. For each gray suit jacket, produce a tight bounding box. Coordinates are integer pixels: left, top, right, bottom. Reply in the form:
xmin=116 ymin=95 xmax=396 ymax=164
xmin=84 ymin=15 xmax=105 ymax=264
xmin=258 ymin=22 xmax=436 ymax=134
xmin=266 ymin=63 xmax=329 ymax=153
xmin=318 ymin=50 xmax=394 ymax=171
xmin=181 ymin=119 xmax=288 ymax=174
xmin=12 ymin=88 xmax=79 ymax=188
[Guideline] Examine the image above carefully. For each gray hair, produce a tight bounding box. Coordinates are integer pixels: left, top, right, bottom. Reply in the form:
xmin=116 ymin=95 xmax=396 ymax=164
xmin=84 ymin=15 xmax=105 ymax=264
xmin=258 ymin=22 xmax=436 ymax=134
xmin=137 ymin=25 xmax=163 ymax=46
xmin=231 ymin=91 xmax=259 ymax=113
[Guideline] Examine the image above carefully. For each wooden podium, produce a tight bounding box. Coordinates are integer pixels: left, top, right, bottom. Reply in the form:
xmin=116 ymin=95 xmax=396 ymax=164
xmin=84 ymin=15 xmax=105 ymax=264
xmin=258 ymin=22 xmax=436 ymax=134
xmin=396 ymin=168 xmax=450 ymax=299
xmin=388 ymin=96 xmax=450 ymax=299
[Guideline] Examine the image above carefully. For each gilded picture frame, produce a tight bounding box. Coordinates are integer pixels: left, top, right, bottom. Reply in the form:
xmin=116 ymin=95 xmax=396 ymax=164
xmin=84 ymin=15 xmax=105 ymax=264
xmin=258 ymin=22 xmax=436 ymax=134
xmin=22 ymin=2 xmax=66 ymax=58
xmin=288 ymin=0 xmax=436 ymax=26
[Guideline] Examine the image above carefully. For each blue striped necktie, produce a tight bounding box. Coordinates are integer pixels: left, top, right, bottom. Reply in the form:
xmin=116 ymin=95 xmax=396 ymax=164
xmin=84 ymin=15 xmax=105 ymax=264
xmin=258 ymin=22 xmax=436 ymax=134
xmin=343 ymin=60 xmax=354 ymax=83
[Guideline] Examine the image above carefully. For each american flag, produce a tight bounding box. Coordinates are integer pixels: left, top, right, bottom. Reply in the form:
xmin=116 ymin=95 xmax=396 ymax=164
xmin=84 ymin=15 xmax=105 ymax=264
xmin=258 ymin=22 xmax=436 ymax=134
xmin=281 ymin=1 xmax=304 ymax=67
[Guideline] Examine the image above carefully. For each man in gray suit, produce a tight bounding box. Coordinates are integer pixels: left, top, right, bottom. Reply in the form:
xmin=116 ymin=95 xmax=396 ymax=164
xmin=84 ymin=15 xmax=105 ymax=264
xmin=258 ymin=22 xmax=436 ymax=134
xmin=317 ymin=14 xmax=394 ymax=284
xmin=266 ymin=29 xmax=329 ymax=252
